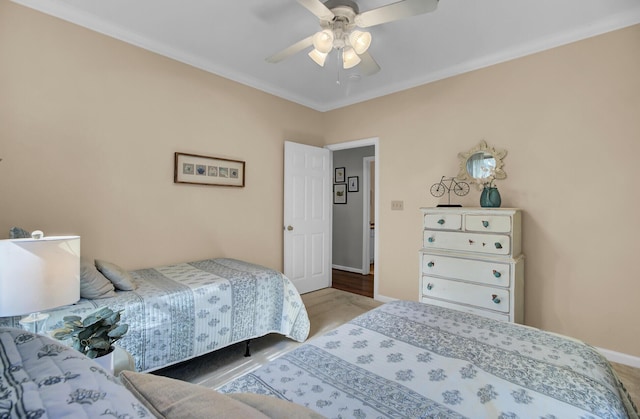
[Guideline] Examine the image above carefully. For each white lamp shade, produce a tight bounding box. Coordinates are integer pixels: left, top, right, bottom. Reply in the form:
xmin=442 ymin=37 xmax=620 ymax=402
xmin=0 ymin=236 xmax=80 ymax=317
xmin=349 ymin=30 xmax=372 ymax=55
xmin=308 ymin=48 xmax=328 ymax=66
xmin=312 ymin=29 xmax=334 ymax=54
xmin=342 ymin=47 xmax=362 ymax=69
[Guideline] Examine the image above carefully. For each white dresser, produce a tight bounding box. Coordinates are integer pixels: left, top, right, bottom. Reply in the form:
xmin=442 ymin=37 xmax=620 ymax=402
xmin=419 ymin=207 xmax=524 ymax=323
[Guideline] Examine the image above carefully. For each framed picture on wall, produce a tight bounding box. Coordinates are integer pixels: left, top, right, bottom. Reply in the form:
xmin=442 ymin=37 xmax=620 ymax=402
xmin=334 ymin=184 xmax=347 ymax=204
xmin=348 ymin=176 xmax=359 ymax=192
xmin=174 ymin=152 xmax=245 ymax=187
xmin=335 ymin=167 xmax=345 ymax=183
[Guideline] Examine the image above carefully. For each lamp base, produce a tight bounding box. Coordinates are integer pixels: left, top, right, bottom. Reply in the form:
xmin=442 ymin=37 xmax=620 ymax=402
xmin=19 ymin=312 xmax=50 ymax=334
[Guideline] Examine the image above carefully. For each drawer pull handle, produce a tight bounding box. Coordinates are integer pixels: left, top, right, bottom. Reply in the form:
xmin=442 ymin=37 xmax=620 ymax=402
xmin=492 ymin=270 xmax=501 ymax=278
xmin=482 ymin=220 xmax=489 ymax=228
xmin=437 ymin=219 xmax=445 ymax=225
xmin=427 ymin=283 xmax=434 ymax=291
xmin=468 ymin=239 xmax=475 ymax=245
xmin=427 ymin=261 xmax=435 ymax=268
xmin=494 ymin=242 xmax=503 ymax=249
xmin=428 ymin=237 xmax=435 ymax=243
xmin=491 ymin=294 xmax=501 ymax=304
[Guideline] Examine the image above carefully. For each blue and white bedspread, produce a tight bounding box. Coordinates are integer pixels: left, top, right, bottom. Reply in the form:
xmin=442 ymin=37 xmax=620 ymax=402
xmin=219 ymin=300 xmax=638 ymax=419
xmin=1 ymin=258 xmax=310 ymax=372
xmin=0 ymin=327 xmax=153 ymax=418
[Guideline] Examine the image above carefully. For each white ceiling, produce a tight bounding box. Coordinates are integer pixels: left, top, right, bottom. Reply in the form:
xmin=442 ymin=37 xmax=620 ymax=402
xmin=12 ymin=0 xmax=640 ymax=112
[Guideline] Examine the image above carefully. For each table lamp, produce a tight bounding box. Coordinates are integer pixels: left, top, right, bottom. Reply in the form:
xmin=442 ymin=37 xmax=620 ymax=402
xmin=0 ymin=234 xmax=80 ymax=333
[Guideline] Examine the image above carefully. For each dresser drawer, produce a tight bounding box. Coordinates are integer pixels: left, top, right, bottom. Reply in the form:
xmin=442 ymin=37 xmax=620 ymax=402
xmin=423 ymin=231 xmax=511 ymax=255
xmin=421 ymin=254 xmax=510 ymax=287
xmin=419 ymin=298 xmax=510 ymax=322
xmin=424 ymin=213 xmax=462 ymax=230
xmin=422 ymin=277 xmax=510 ymax=313
xmin=465 ymin=215 xmax=512 ymax=233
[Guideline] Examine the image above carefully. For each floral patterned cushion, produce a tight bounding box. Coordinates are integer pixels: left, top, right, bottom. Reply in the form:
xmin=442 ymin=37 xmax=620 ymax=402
xmin=0 ymin=327 xmax=152 ymax=418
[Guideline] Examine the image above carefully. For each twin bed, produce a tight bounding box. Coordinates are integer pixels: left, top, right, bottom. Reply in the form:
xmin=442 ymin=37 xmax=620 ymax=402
xmin=219 ymin=300 xmax=638 ymax=418
xmin=0 ymin=257 xmax=310 ymax=372
xmin=1 ymin=256 xmax=636 ymax=418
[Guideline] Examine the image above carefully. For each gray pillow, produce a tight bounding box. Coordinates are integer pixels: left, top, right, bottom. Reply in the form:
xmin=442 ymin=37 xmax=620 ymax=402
xmin=95 ymin=259 xmax=137 ymax=291
xmin=119 ymin=371 xmax=324 ymax=419
xmin=80 ymin=259 xmax=117 ymax=299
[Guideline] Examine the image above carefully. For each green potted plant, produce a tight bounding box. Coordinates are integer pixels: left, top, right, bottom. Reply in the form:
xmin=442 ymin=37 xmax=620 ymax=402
xmin=51 ymin=306 xmax=128 ymax=359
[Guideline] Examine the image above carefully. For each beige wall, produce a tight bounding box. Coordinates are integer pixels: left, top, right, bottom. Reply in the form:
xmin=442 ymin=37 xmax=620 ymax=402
xmin=324 ymin=25 xmax=640 ymax=357
xmin=0 ymin=2 xmax=324 ymax=271
xmin=1 ymin=2 xmax=639 ymax=358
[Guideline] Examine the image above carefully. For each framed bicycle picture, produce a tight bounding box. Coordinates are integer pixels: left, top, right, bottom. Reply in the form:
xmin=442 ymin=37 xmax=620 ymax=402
xmin=334 ymin=167 xmax=345 ymax=183
xmin=348 ymin=176 xmax=359 ymax=192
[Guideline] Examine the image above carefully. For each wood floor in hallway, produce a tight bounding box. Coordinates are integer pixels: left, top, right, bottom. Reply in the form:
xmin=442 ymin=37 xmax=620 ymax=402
xmin=331 ymin=267 xmax=373 ymax=298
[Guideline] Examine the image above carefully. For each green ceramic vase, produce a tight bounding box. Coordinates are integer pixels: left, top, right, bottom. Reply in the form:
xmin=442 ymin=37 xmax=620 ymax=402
xmin=480 ymin=186 xmax=501 ymax=208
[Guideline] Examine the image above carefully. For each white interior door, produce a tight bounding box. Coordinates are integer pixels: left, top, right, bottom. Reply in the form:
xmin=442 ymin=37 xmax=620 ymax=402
xmin=283 ymin=141 xmax=332 ymax=294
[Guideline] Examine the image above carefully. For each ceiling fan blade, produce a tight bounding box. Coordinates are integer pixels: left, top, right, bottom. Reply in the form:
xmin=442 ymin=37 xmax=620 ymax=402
xmin=355 ymin=0 xmax=438 ymax=28
xmin=358 ymin=51 xmax=380 ymax=76
xmin=266 ymin=35 xmax=314 ymax=63
xmin=296 ymin=0 xmax=335 ymax=21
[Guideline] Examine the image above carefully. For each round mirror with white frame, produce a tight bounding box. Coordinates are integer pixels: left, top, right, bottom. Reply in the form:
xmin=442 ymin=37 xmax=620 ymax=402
xmin=457 ymin=140 xmax=507 ymax=189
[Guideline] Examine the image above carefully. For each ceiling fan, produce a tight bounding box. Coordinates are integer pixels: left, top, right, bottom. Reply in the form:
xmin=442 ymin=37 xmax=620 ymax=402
xmin=266 ymin=0 xmax=439 ymax=76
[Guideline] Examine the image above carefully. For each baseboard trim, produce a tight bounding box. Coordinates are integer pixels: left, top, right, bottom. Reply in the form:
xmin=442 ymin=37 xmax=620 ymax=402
xmin=373 ymin=296 xmax=640 ymax=368
xmin=596 ymin=347 xmax=640 ymax=368
xmin=373 ymin=293 xmax=397 ymax=303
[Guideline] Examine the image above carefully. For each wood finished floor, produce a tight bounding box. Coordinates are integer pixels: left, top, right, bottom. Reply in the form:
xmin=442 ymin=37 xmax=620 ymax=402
xmin=331 ymin=267 xmax=373 ymax=298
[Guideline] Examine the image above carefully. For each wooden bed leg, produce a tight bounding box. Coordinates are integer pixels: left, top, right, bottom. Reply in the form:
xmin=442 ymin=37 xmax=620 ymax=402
xmin=244 ymin=339 xmax=251 ymax=357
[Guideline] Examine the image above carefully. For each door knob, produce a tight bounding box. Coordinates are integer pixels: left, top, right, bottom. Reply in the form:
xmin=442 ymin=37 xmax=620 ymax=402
xmin=287 ymin=225 xmax=294 ymax=231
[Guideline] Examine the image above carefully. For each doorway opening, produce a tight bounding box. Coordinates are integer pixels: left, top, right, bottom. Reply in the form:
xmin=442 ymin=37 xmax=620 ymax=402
xmin=326 ymin=138 xmax=378 ymax=299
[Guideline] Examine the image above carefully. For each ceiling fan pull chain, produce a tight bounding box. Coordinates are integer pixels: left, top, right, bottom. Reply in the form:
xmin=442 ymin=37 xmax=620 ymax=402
xmin=336 ymin=53 xmax=341 ymax=85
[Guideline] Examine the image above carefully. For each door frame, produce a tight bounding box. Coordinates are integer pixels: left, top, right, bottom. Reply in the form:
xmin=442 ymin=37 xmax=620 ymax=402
xmin=326 ymin=137 xmax=379 ymax=299
xmin=362 ymin=156 xmax=375 ymax=276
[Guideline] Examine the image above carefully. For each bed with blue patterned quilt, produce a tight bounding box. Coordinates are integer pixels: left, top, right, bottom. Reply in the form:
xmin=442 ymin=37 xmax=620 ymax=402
xmin=0 ymin=258 xmax=310 ymax=373
xmin=218 ymin=300 xmax=638 ymax=419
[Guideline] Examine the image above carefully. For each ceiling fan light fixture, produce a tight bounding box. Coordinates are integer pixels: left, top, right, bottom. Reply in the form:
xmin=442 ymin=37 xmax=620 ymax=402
xmin=348 ymin=30 xmax=371 ymax=55
xmin=308 ymin=48 xmax=328 ymax=66
xmin=312 ymin=29 xmax=334 ymax=54
xmin=342 ymin=47 xmax=361 ymax=69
